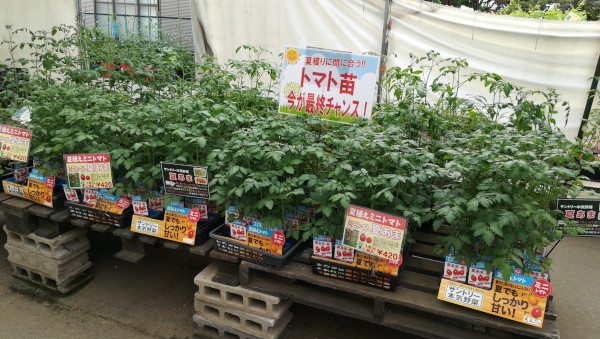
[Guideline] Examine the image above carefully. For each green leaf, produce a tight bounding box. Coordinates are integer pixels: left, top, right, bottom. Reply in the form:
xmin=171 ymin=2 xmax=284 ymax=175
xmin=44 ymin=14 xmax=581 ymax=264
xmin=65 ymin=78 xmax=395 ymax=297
xmin=284 ymin=166 xmax=294 ymax=174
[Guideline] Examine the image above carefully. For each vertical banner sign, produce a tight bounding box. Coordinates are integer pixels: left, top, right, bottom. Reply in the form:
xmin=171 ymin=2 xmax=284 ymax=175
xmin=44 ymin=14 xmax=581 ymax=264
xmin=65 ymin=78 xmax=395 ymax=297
xmin=342 ymin=205 xmax=408 ymax=262
xmin=65 ymin=154 xmax=113 ymax=189
xmin=438 ymin=272 xmax=551 ymax=328
xmin=160 ymin=162 xmax=209 ymax=198
xmin=0 ymin=125 xmax=32 ymax=162
xmin=278 ymin=46 xmax=380 ymax=123
xmin=556 ymin=198 xmax=600 ymax=236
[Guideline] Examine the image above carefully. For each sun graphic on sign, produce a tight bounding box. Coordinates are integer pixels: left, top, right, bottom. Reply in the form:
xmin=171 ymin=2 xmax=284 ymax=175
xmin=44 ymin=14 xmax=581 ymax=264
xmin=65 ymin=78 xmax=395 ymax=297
xmin=284 ymin=82 xmax=301 ymax=98
xmin=285 ymin=48 xmax=301 ymax=65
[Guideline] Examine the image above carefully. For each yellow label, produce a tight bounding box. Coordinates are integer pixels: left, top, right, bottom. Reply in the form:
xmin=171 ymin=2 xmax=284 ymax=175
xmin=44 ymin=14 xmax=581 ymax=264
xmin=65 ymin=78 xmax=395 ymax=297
xmin=163 ymin=210 xmax=197 ymax=245
xmin=247 ymin=232 xmax=282 ymax=255
xmin=26 ymin=178 xmax=53 ymax=208
xmin=0 ymin=125 xmax=32 ymax=162
xmin=93 ymin=198 xmax=120 ymax=214
xmin=131 ymin=213 xmax=197 ymax=245
xmin=438 ymin=278 xmax=548 ymax=328
xmin=3 ymin=181 xmax=27 ymax=198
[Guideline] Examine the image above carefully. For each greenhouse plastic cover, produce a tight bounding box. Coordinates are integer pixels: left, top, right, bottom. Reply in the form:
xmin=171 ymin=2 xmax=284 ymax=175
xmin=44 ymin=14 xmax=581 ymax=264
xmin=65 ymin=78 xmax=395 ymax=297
xmin=192 ymin=0 xmax=600 ymax=140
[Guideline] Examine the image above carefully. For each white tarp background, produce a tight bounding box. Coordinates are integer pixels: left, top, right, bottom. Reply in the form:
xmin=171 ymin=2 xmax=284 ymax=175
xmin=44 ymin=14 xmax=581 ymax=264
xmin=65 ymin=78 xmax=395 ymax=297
xmin=192 ymin=0 xmax=600 ymax=140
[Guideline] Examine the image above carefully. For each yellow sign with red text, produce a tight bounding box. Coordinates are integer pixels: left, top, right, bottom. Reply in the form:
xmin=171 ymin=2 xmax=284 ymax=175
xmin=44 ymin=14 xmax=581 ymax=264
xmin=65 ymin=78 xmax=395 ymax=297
xmin=131 ymin=205 xmax=200 ymax=245
xmin=438 ymin=272 xmax=551 ymax=327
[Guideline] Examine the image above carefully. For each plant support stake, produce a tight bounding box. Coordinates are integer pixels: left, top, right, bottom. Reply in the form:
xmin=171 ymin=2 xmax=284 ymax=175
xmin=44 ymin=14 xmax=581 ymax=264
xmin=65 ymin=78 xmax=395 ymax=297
xmin=577 ymin=52 xmax=600 ymax=140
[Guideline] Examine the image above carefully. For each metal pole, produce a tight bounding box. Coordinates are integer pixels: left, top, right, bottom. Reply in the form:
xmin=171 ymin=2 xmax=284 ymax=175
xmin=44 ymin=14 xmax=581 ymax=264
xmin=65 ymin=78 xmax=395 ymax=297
xmin=577 ymin=53 xmax=600 ymax=140
xmin=377 ymin=0 xmax=392 ymax=103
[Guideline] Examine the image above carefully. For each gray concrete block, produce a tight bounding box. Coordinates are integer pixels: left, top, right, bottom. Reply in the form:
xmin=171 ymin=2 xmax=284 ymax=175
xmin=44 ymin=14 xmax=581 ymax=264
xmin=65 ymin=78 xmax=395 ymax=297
xmin=194 ymin=262 xmax=292 ymax=319
xmin=11 ymin=260 xmax=93 ymax=294
xmin=195 ymin=299 xmax=292 ymax=339
xmin=4 ymin=225 xmax=89 ymax=260
xmin=5 ymin=243 xmax=89 ymax=279
xmin=193 ymin=313 xmax=260 ymax=339
xmin=2 ymin=198 xmax=38 ymax=234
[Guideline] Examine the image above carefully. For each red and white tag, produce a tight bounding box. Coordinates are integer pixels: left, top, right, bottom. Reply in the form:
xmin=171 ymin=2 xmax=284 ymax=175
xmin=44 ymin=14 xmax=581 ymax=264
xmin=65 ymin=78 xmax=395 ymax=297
xmin=443 ymin=261 xmax=468 ymax=283
xmin=45 ymin=176 xmax=55 ymax=189
xmin=117 ymin=197 xmax=130 ymax=209
xmin=188 ymin=209 xmax=201 ymax=223
xmin=271 ymin=230 xmax=286 ymax=246
xmin=63 ymin=187 xmax=79 ymax=203
xmin=132 ymin=200 xmax=149 ymax=216
xmin=83 ymin=189 xmax=98 ymax=206
xmin=230 ymin=222 xmax=247 ymax=242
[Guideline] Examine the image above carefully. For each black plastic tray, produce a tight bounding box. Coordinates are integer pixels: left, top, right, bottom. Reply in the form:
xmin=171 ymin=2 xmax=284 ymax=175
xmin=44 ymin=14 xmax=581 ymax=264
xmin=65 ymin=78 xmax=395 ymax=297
xmin=66 ymin=201 xmax=133 ymax=228
xmin=209 ymin=224 xmax=303 ymax=269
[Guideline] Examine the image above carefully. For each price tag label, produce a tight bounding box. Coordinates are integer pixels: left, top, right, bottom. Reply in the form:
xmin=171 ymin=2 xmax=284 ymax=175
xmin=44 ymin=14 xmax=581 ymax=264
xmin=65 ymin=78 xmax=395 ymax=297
xmin=0 ymin=125 xmax=32 ymax=162
xmin=65 ymin=153 xmax=113 ymax=189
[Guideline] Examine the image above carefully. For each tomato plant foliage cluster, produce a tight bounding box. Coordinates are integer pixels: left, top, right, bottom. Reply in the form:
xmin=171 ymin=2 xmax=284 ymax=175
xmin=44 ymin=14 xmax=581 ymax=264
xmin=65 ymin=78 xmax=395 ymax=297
xmin=0 ymin=26 xmax=596 ymax=278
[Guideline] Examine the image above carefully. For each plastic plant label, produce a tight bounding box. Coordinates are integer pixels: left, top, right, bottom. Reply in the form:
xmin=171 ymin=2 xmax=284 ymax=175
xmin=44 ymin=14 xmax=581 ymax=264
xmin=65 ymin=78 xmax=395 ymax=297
xmin=65 ymin=153 xmax=113 ymax=189
xmin=83 ymin=189 xmax=98 ymax=206
xmin=467 ymin=261 xmax=494 ymax=290
xmin=132 ymin=195 xmax=149 ymax=216
xmin=229 ymin=220 xmax=248 ymax=243
xmin=334 ymin=239 xmax=355 ymax=264
xmin=443 ymin=256 xmax=468 ymax=283
xmin=0 ymin=124 xmax=32 ymax=162
xmin=62 ymin=184 xmax=79 ymax=203
xmin=313 ymin=235 xmax=333 ymax=259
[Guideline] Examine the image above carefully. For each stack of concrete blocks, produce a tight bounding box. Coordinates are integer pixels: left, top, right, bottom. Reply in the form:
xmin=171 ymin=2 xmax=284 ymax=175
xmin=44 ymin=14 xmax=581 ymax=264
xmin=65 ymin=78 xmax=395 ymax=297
xmin=1 ymin=198 xmax=92 ymax=293
xmin=193 ymin=262 xmax=293 ymax=339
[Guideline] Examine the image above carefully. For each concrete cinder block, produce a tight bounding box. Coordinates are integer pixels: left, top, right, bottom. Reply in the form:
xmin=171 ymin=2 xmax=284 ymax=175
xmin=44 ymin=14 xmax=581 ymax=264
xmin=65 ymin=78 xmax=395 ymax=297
xmin=192 ymin=313 xmax=290 ymax=339
xmin=11 ymin=260 xmax=93 ymax=294
xmin=2 ymin=198 xmax=38 ymax=234
xmin=194 ymin=262 xmax=292 ymax=319
xmin=5 ymin=243 xmax=89 ymax=279
xmin=4 ymin=226 xmax=89 ymax=260
xmin=195 ymin=299 xmax=292 ymax=339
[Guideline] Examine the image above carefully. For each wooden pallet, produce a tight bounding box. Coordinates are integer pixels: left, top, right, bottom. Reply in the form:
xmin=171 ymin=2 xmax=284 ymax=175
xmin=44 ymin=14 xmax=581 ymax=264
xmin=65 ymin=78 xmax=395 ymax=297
xmin=237 ymin=230 xmax=560 ymax=339
xmin=68 ymin=216 xmax=217 ymax=262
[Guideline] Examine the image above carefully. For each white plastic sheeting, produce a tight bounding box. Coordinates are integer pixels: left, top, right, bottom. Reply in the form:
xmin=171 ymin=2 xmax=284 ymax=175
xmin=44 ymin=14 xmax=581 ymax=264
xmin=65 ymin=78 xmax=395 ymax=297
xmin=191 ymin=0 xmax=600 ymax=139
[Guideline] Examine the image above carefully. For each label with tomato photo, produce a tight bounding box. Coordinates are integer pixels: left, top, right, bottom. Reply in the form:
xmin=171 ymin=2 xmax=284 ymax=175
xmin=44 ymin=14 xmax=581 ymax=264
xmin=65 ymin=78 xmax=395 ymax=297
xmin=313 ymin=235 xmax=333 ymax=259
xmin=443 ymin=256 xmax=468 ymax=283
xmin=62 ymin=184 xmax=80 ymax=203
xmin=334 ymin=239 xmax=355 ymax=264
xmin=64 ymin=153 xmax=113 ymax=189
xmin=467 ymin=261 xmax=493 ymax=290
xmin=229 ymin=220 xmax=248 ymax=243
xmin=132 ymin=195 xmax=149 ymax=216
